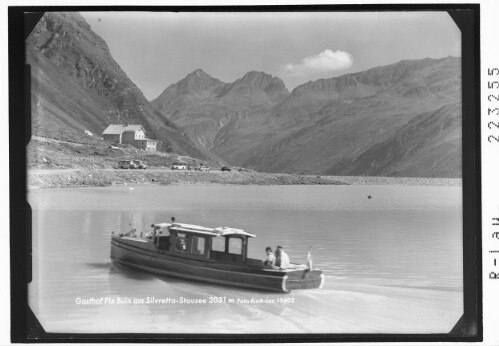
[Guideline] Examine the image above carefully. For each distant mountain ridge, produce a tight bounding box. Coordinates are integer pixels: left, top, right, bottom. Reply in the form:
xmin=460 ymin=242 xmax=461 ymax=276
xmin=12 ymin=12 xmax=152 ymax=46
xmin=27 ymin=12 xmax=212 ymax=160
xmin=214 ymin=71 xmax=289 ymax=105
xmin=153 ymin=57 xmax=462 ymax=177
xmin=151 ymin=70 xmax=290 ymax=150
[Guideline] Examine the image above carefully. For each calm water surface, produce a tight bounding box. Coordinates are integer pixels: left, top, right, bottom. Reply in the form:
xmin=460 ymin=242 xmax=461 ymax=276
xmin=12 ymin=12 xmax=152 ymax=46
xmin=28 ymin=185 xmax=463 ymax=333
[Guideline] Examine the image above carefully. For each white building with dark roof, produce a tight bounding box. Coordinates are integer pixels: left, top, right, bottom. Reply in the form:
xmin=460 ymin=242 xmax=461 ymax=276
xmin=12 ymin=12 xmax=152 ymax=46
xmin=102 ymin=124 xmax=157 ymax=151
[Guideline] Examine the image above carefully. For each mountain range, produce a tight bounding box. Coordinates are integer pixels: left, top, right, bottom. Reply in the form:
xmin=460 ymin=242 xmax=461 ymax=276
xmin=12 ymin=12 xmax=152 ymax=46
xmin=152 ymin=57 xmax=462 ymax=177
xmin=27 ymin=12 xmax=462 ymax=178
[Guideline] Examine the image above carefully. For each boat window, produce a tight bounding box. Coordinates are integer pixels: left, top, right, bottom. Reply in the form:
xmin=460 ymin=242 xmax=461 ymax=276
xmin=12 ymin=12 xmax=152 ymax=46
xmin=191 ymin=236 xmax=206 ymax=256
xmin=227 ymin=237 xmax=243 ymax=255
xmin=158 ymin=236 xmax=170 ymax=251
xmin=174 ymin=233 xmax=188 ymax=253
xmin=211 ymin=236 xmax=225 ymax=252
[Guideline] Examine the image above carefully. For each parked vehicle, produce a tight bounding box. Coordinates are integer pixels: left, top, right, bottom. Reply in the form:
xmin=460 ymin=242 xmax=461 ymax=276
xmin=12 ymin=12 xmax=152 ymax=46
xmin=132 ymin=160 xmax=147 ymax=169
xmin=195 ymin=165 xmax=210 ymax=171
xmin=110 ymin=221 xmax=324 ymax=292
xmin=221 ymin=167 xmax=231 ymax=172
xmin=172 ymin=162 xmax=187 ymax=170
xmin=118 ymin=160 xmax=138 ymax=169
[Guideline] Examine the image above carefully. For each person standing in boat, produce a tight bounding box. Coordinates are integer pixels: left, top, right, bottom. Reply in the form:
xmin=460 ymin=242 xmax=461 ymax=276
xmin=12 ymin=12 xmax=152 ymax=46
xmin=275 ymin=245 xmax=290 ymax=269
xmin=263 ymin=247 xmax=276 ymax=266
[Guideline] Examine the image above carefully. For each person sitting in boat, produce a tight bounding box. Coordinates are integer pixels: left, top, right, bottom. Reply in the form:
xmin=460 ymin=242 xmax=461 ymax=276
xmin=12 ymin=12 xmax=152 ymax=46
xmin=275 ymin=245 xmax=290 ymax=270
xmin=175 ymin=237 xmax=187 ymax=251
xmin=263 ymin=246 xmax=276 ymax=266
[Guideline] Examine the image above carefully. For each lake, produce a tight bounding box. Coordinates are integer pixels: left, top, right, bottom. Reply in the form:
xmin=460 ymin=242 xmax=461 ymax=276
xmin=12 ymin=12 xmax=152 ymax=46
xmin=28 ymin=184 xmax=463 ymax=334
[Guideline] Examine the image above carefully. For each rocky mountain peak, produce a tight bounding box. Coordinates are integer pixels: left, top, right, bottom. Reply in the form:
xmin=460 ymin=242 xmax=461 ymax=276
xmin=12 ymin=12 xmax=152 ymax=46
xmin=28 ymin=12 xmax=113 ymax=65
xmin=185 ymin=68 xmax=217 ymax=81
xmin=151 ymin=69 xmax=226 ymax=113
xmin=192 ymin=68 xmax=206 ymax=75
xmin=214 ymin=71 xmax=289 ymax=103
xmin=237 ymin=71 xmax=277 ymax=87
xmin=241 ymin=70 xmax=270 ymax=79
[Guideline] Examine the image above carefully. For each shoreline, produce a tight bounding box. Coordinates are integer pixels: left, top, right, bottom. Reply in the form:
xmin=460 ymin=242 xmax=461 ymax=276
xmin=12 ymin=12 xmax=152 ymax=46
xmin=28 ymin=168 xmax=462 ymax=189
xmin=325 ymin=175 xmax=462 ymax=187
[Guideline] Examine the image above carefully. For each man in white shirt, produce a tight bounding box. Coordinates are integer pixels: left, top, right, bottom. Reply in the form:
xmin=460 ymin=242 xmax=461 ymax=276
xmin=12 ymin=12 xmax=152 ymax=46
xmin=276 ymin=245 xmax=290 ymax=269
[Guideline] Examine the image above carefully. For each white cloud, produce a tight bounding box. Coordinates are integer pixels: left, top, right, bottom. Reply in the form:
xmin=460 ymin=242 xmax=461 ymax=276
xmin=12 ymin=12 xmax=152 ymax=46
xmin=282 ymin=49 xmax=353 ymax=76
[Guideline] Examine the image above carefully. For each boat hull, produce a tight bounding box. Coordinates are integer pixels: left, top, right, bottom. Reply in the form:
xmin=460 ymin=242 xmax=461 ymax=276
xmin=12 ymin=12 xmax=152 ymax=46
xmin=110 ymin=236 xmax=324 ymax=293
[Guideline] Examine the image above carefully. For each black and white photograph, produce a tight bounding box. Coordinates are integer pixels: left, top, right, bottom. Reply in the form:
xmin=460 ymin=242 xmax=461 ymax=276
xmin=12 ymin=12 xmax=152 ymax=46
xmin=21 ymin=7 xmax=474 ymax=337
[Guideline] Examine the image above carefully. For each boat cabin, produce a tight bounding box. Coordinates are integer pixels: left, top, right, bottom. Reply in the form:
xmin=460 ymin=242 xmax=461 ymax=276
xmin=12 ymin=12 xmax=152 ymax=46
xmin=151 ymin=223 xmax=257 ymax=264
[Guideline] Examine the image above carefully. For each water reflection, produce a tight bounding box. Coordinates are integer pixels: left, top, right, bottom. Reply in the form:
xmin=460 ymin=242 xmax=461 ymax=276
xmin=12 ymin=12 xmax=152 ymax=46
xmin=28 ymin=185 xmax=463 ymax=333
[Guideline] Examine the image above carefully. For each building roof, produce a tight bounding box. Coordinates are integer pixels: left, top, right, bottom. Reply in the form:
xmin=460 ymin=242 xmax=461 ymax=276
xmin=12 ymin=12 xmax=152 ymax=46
xmin=102 ymin=124 xmax=145 ymax=135
xmin=153 ymin=222 xmax=256 ymax=238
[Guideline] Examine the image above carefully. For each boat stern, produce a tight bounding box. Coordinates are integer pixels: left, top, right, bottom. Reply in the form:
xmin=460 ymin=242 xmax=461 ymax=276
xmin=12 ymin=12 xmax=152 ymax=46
xmin=283 ymin=269 xmax=324 ymax=291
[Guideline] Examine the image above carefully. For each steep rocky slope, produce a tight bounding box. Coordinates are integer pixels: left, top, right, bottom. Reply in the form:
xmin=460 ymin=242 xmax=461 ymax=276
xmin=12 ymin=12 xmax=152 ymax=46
xmin=27 ymin=12 xmax=210 ymax=160
xmin=322 ymin=103 xmax=462 ymax=177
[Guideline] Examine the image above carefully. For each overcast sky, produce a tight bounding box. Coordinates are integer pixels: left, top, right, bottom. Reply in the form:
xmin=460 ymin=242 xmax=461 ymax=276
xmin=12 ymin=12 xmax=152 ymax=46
xmin=81 ymin=11 xmax=460 ymax=101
